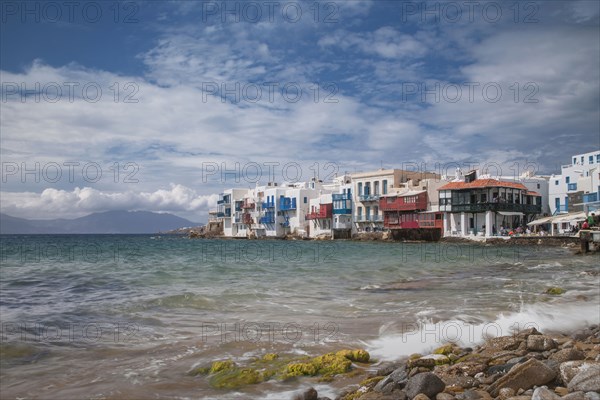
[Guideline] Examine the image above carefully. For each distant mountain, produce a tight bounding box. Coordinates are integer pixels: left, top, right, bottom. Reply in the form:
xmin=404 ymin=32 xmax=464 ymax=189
xmin=0 ymin=211 xmax=201 ymax=234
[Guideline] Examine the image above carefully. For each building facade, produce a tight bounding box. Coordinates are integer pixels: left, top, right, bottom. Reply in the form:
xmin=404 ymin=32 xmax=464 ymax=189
xmin=549 ymin=150 xmax=600 ymax=215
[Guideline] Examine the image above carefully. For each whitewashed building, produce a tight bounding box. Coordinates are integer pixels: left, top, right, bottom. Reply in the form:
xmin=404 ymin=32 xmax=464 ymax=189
xmin=549 ymin=150 xmax=600 ymax=215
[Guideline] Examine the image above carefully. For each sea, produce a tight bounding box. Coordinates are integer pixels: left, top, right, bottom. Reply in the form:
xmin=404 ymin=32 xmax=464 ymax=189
xmin=0 ymin=235 xmax=598 ymax=399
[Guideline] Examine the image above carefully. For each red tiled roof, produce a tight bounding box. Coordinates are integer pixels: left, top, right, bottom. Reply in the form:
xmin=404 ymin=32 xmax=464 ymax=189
xmin=526 ymin=191 xmax=541 ymax=196
xmin=439 ymin=179 xmax=528 ymax=191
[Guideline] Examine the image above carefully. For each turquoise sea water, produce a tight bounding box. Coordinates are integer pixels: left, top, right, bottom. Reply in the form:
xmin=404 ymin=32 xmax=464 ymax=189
xmin=1 ymin=235 xmax=598 ymax=399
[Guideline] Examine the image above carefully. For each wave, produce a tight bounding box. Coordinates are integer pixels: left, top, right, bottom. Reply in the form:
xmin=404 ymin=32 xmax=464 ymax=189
xmin=366 ymin=300 xmax=600 ymax=361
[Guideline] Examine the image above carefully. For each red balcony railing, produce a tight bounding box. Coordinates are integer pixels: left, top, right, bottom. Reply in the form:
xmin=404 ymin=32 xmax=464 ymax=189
xmin=305 ymin=203 xmax=333 ymax=220
xmin=380 ymin=192 xmax=428 ymax=212
xmin=384 ymin=212 xmax=443 ymax=229
xmin=242 ymin=200 xmax=255 ymax=209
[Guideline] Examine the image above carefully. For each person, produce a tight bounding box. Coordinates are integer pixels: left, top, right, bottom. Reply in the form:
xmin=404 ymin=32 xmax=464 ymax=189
xmin=589 ymin=213 xmax=596 ymax=226
xmin=582 ymin=220 xmax=589 ymax=230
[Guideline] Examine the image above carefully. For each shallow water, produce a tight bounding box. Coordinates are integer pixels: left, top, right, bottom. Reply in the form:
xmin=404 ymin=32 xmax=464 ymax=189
xmin=1 ymin=235 xmax=598 ymax=399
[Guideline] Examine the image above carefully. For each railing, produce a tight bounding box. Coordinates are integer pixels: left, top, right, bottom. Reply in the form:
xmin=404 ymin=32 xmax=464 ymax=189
xmin=262 ymin=201 xmax=275 ymax=209
xmin=449 ymin=203 xmax=541 ymax=213
xmin=359 ymin=194 xmax=380 ymax=202
xmin=280 ymin=197 xmax=297 ymax=211
xmin=353 ymin=215 xmax=383 ymax=222
xmin=259 ymin=215 xmax=275 ymax=224
xmin=583 ymin=192 xmax=599 ymax=203
xmin=379 ymin=198 xmax=427 ymax=211
xmin=306 ymin=204 xmax=333 ymax=220
xmin=332 ymin=193 xmax=352 ymax=200
xmin=553 ymin=205 xmax=569 ymax=215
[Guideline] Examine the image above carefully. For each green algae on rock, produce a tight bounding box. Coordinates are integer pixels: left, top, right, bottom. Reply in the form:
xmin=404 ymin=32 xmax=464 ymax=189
xmin=546 ymin=287 xmax=566 ymax=295
xmin=208 ymin=367 xmax=263 ymax=389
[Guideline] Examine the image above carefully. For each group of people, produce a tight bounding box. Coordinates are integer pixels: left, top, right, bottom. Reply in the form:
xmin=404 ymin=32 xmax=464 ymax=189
xmin=581 ymin=212 xmax=598 ymax=230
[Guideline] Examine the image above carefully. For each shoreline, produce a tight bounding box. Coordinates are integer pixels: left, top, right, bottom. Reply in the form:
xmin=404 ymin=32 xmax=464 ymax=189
xmin=284 ymin=326 xmax=600 ymax=400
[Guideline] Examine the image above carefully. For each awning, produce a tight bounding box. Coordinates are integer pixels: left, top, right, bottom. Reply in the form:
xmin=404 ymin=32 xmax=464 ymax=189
xmin=554 ymin=212 xmax=587 ymax=223
xmin=498 ymin=211 xmax=524 ymax=216
xmin=527 ymin=216 xmax=553 ymax=226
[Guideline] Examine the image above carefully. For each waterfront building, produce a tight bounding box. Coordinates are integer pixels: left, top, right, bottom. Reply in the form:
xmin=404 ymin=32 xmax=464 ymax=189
xmin=439 ymin=170 xmax=542 ymax=238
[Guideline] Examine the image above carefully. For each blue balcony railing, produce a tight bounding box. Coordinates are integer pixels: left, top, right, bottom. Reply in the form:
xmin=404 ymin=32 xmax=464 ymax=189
xmin=583 ymin=192 xmax=599 ymax=204
xmin=280 ymin=197 xmax=297 ymax=211
xmin=259 ymin=215 xmax=275 ymax=224
xmin=553 ymin=205 xmax=569 ymax=215
xmin=262 ymin=201 xmax=275 ymax=209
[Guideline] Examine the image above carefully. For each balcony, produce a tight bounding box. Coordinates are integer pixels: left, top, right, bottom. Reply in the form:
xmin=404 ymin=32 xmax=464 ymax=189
xmin=262 ymin=201 xmax=275 ymax=209
xmin=385 ymin=213 xmax=443 ymax=229
xmin=242 ymin=213 xmax=253 ymax=225
xmin=353 ymin=214 xmax=383 ymax=222
xmin=333 ymin=193 xmax=352 ymax=215
xmin=332 ymin=193 xmax=352 ymax=201
xmin=583 ymin=192 xmax=599 ymax=204
xmin=553 ymin=205 xmax=569 ymax=215
xmin=306 ymin=204 xmax=333 ymax=220
xmin=449 ymin=203 xmax=541 ymax=214
xmin=259 ymin=214 xmax=275 ymax=224
xmin=359 ymin=194 xmax=380 ymax=202
xmin=379 ymin=193 xmax=427 ymax=212
xmin=280 ymin=197 xmax=297 ymax=211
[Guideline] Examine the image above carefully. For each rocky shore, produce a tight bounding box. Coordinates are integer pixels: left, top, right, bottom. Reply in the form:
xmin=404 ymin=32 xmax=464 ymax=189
xmin=291 ymin=327 xmax=600 ymax=400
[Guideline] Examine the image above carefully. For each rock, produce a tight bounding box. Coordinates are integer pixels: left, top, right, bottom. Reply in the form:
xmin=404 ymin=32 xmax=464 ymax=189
xmin=554 ymin=387 xmax=569 ymax=396
xmin=531 ymin=387 xmax=561 ymax=400
xmin=486 ymin=337 xmax=523 ymax=351
xmin=527 ymin=336 xmax=557 ymax=352
xmin=413 ymin=394 xmax=431 ymax=400
xmin=567 ymin=365 xmax=600 ymax=392
xmin=405 ymin=373 xmax=446 ymax=399
xmin=374 ymin=361 xmax=406 ymax=376
xmin=561 ymin=392 xmax=586 ymax=400
xmin=456 ymin=390 xmax=492 ymax=400
xmin=571 ymin=329 xmax=593 ymax=341
xmin=408 ymin=358 xmax=437 ymax=369
xmin=373 ymin=367 xmax=409 ymax=393
xmin=441 ymin=376 xmax=479 ymax=389
xmin=487 ymin=363 xmax=518 ymax=375
xmin=549 ymin=348 xmax=585 ymax=363
xmin=420 ymin=354 xmax=451 ymax=365
xmin=563 ymin=341 xmax=575 ymax=348
xmin=585 ymin=392 xmax=600 ymax=400
xmin=293 ymin=387 xmax=318 ymax=400
xmin=498 ymin=388 xmax=515 ymax=399
xmin=450 ymin=361 xmax=488 ymax=377
xmin=487 ymin=358 xmax=556 ymax=397
xmin=559 ymin=361 xmax=600 ymax=384
xmin=436 ymin=393 xmax=455 ymax=400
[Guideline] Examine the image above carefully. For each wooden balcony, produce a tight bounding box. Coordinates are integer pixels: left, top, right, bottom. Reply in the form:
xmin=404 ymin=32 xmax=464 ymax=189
xmin=306 ymin=204 xmax=333 ymax=220
xmin=380 ymin=192 xmax=428 ymax=212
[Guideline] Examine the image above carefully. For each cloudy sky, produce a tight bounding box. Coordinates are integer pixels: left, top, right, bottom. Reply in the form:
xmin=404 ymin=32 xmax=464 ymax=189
xmin=1 ymin=0 xmax=599 ymax=221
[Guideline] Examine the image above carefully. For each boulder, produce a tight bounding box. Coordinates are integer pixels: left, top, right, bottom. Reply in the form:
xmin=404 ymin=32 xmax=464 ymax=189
xmin=487 ymin=358 xmax=556 ymax=397
xmin=527 ymin=335 xmax=557 ymax=352
xmin=559 ymin=361 xmax=600 ymax=384
xmin=549 ymin=348 xmax=585 ymax=363
xmin=531 ymin=387 xmax=561 ymax=400
xmin=413 ymin=395 xmax=431 ymax=400
xmin=585 ymin=392 xmax=600 ymax=400
xmin=373 ymin=366 xmax=409 ymax=393
xmin=561 ymin=392 xmax=586 ymax=400
xmin=568 ymin=364 xmax=600 ymax=392
xmin=293 ymin=387 xmax=318 ymax=400
xmin=405 ymin=372 xmax=446 ymax=399
xmin=436 ymin=394 xmax=455 ymax=400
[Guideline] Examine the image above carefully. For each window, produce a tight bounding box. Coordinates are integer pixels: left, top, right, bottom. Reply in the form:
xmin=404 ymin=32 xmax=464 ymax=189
xmin=537 ymin=183 xmax=540 ymax=189
xmin=303 ymin=197 xmax=307 ymax=204
xmin=596 ymin=154 xmax=600 ymax=163
xmin=565 ymin=197 xmax=569 ymax=208
xmin=581 ymin=156 xmax=584 ymax=163
xmin=573 ymin=157 xmax=577 ymax=165
xmin=555 ymin=198 xmax=560 ymax=208
xmin=555 ymin=180 xmax=559 ymax=185
xmin=358 ymin=183 xmax=363 ymax=196
xmin=566 ymin=176 xmax=570 ymax=184
xmin=590 ymin=155 xmax=594 ymax=164
xmin=383 ymin=180 xmax=388 ymax=194
xmin=374 ymin=181 xmax=379 ymax=195
xmin=364 ymin=183 xmax=370 ymax=195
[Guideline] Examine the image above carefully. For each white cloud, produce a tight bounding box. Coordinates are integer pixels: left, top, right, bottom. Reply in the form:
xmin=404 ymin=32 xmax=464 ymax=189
xmin=0 ymin=185 xmax=218 ymax=220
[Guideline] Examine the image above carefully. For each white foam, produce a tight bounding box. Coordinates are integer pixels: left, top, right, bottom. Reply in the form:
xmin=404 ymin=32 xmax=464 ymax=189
xmin=367 ymin=301 xmax=600 ymax=361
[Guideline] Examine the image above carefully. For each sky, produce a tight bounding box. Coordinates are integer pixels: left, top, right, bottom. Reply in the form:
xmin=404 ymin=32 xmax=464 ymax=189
xmin=1 ymin=0 xmax=599 ymax=221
